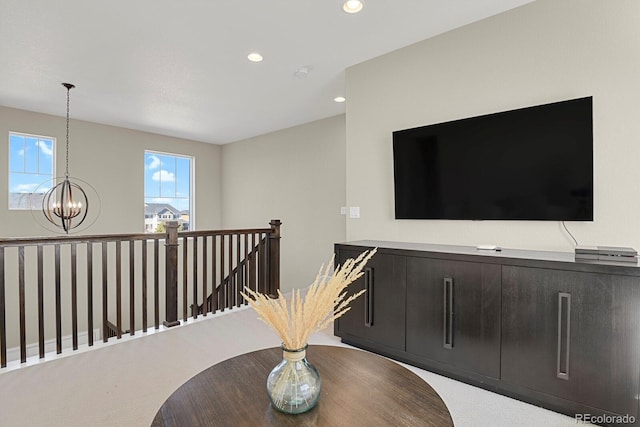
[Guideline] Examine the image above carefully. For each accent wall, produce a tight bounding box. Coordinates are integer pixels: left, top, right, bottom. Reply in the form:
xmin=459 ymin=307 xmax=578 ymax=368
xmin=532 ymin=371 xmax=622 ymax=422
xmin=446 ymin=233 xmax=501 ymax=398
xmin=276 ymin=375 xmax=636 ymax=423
xmin=345 ymin=0 xmax=640 ymax=252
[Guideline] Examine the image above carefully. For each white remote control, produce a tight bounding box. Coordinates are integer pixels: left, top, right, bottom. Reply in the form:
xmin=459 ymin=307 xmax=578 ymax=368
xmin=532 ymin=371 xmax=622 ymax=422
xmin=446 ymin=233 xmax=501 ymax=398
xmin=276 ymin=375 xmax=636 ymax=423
xmin=476 ymin=244 xmax=500 ymax=251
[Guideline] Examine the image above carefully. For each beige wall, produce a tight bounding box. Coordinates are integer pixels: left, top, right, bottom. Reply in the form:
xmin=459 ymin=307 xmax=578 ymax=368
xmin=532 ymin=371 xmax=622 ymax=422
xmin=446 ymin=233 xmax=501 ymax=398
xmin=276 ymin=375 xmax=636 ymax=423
xmin=221 ymin=115 xmax=347 ymax=293
xmin=0 ymin=106 xmax=222 ymax=348
xmin=345 ymin=0 xmax=640 ymax=252
xmin=0 ymin=106 xmax=222 ymax=237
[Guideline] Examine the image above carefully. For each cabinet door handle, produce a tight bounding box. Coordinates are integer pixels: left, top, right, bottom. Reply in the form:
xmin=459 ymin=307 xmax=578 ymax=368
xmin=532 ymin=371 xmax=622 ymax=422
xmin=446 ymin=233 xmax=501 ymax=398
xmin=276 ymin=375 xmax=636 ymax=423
xmin=557 ymin=292 xmax=571 ymax=380
xmin=443 ymin=277 xmax=454 ymax=349
xmin=364 ymin=268 xmax=374 ymax=327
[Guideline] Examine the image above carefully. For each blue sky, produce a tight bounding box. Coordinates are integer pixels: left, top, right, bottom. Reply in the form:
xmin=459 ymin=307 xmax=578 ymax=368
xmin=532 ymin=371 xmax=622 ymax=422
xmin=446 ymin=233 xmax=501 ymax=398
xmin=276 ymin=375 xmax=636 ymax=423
xmin=9 ymin=133 xmax=54 ymax=196
xmin=144 ymin=151 xmax=192 ymax=212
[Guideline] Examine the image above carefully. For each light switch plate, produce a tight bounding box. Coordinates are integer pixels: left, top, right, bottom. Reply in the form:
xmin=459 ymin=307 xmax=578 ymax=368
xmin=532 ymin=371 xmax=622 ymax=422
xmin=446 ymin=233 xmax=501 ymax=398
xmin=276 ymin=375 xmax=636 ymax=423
xmin=349 ymin=207 xmax=360 ymax=219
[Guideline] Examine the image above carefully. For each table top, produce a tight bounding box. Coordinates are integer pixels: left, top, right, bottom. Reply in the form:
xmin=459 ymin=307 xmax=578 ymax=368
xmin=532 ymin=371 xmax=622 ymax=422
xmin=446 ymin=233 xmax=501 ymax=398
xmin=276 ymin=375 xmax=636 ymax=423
xmin=151 ymin=345 xmax=453 ymax=427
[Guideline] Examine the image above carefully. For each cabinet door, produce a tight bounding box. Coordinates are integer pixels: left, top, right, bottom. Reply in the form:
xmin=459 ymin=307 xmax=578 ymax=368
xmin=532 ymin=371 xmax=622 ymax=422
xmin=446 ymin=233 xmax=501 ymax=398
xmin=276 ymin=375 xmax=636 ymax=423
xmin=502 ymin=266 xmax=640 ymax=417
xmin=406 ymin=257 xmax=501 ymax=378
xmin=334 ymin=249 xmax=406 ymax=351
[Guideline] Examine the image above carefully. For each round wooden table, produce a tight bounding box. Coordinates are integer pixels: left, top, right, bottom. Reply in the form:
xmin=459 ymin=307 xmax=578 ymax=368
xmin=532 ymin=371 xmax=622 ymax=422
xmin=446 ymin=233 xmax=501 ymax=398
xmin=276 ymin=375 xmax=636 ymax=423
xmin=151 ymin=345 xmax=453 ymax=426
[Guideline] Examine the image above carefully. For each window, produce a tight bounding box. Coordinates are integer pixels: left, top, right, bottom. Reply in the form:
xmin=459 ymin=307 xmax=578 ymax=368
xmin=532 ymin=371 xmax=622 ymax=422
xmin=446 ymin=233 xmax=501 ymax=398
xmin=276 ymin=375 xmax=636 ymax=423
xmin=144 ymin=151 xmax=193 ymax=232
xmin=8 ymin=132 xmax=55 ymax=210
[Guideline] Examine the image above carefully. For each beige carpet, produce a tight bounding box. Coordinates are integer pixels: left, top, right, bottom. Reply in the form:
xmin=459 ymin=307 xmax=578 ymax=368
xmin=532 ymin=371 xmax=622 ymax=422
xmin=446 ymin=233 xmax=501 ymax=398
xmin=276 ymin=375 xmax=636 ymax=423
xmin=0 ymin=306 xmax=576 ymax=427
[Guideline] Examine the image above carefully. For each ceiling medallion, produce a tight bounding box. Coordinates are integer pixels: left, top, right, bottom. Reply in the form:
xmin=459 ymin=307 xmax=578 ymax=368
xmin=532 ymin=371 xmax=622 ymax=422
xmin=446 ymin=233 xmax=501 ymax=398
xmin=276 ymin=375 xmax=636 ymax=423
xmin=294 ymin=66 xmax=313 ymax=78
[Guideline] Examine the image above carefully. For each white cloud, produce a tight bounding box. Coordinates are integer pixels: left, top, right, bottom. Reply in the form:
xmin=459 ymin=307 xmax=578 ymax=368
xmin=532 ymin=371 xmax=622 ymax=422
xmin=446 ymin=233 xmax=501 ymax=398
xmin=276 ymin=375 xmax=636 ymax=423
xmin=37 ymin=140 xmax=53 ymax=156
xmin=148 ymin=197 xmax=169 ymax=203
xmin=147 ymin=155 xmax=161 ymax=170
xmin=152 ymin=170 xmax=175 ymax=182
xmin=12 ymin=183 xmax=39 ymax=192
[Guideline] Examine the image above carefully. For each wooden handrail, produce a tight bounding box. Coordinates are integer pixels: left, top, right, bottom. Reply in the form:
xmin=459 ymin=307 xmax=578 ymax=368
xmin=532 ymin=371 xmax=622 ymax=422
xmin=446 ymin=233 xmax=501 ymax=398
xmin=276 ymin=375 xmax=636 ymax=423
xmin=0 ymin=220 xmax=281 ymax=368
xmin=0 ymin=226 xmax=273 ymax=247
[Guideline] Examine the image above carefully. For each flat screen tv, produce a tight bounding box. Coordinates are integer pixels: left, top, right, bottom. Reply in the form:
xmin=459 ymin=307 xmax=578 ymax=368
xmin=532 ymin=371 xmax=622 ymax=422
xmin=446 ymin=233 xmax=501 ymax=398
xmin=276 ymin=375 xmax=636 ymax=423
xmin=393 ymin=97 xmax=593 ymax=221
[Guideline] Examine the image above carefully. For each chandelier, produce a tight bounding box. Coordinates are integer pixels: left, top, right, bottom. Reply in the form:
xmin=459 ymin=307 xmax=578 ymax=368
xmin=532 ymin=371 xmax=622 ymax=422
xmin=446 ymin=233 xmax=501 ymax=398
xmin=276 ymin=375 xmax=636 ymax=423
xmin=42 ymin=83 xmax=90 ymax=233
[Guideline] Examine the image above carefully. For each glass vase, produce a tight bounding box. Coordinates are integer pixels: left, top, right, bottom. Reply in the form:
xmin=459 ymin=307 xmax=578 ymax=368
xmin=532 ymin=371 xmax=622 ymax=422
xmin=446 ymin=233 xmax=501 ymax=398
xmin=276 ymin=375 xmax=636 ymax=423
xmin=266 ymin=344 xmax=322 ymax=414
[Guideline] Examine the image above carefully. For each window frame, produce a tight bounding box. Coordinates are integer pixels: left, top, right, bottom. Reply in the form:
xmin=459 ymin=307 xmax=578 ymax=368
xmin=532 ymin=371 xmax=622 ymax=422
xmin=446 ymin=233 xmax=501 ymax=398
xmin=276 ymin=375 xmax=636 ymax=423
xmin=8 ymin=131 xmax=56 ymax=211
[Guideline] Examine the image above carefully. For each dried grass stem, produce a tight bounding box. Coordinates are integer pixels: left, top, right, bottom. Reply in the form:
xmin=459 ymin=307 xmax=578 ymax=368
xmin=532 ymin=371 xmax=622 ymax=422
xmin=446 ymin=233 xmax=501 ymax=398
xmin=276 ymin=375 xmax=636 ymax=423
xmin=241 ymin=248 xmax=376 ymax=349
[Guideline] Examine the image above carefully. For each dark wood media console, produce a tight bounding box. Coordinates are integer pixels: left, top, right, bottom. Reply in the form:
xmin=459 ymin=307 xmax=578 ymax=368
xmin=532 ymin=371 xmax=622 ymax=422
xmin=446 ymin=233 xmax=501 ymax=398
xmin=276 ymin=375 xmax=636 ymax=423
xmin=335 ymin=241 xmax=640 ymax=426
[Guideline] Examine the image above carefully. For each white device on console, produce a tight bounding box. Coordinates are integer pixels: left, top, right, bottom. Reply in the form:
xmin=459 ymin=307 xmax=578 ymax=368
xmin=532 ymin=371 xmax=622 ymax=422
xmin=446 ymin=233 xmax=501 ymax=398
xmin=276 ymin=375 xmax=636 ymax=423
xmin=476 ymin=244 xmax=501 ymax=251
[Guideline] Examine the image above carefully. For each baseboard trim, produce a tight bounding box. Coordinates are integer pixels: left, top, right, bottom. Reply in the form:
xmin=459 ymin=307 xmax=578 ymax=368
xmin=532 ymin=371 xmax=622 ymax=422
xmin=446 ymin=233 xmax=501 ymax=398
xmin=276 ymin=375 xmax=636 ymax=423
xmin=6 ymin=329 xmax=102 ymax=363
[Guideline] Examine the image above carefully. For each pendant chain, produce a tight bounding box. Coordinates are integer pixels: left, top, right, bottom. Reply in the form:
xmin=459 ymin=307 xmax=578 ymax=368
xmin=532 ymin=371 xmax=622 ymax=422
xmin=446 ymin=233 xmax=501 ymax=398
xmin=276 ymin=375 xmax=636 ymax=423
xmin=65 ymin=87 xmax=70 ymax=178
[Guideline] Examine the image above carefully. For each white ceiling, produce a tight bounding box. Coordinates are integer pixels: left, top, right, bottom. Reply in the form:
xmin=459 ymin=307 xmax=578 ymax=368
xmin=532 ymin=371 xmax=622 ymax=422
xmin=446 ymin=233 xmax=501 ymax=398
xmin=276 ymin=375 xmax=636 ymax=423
xmin=0 ymin=0 xmax=532 ymax=144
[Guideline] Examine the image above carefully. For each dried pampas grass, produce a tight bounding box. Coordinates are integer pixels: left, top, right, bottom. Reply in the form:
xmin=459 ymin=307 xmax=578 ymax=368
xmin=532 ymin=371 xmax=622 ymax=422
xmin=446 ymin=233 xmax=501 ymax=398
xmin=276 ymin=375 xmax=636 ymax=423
xmin=240 ymin=248 xmax=376 ymax=350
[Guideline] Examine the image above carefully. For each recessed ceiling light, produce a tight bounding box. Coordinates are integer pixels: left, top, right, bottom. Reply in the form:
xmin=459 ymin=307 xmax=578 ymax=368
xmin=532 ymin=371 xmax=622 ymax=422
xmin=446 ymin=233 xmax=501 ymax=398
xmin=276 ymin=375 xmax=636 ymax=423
xmin=334 ymin=96 xmax=346 ymax=103
xmin=247 ymin=52 xmax=263 ymax=62
xmin=343 ymin=0 xmax=364 ymax=14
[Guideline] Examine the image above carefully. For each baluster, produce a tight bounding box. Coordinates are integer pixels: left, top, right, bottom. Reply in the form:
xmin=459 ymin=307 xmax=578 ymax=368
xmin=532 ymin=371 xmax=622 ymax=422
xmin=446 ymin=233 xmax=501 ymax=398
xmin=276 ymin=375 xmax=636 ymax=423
xmin=182 ymin=236 xmax=188 ymax=321
xmin=211 ymin=235 xmax=217 ymax=314
xmin=264 ymin=233 xmax=270 ymax=294
xmin=87 ymin=243 xmax=94 ymax=346
xmin=142 ymin=240 xmax=147 ymax=333
xmin=19 ymin=246 xmax=26 ymax=362
xmin=154 ymin=238 xmax=159 ymax=329
xmin=0 ymin=247 xmax=6 ymax=368
xmin=116 ymin=240 xmax=122 ymax=339
xmin=254 ymin=233 xmax=260 ymax=292
xmin=243 ymin=233 xmax=249 ymax=305
xmin=220 ymin=234 xmax=225 ymax=312
xmin=249 ymin=233 xmax=260 ymax=291
xmin=244 ymin=233 xmax=256 ymax=294
xmin=54 ymin=244 xmax=61 ymax=354
xmin=71 ymin=243 xmax=78 ymax=350
xmin=228 ymin=233 xmax=233 ymax=308
xmin=258 ymin=233 xmax=265 ymax=294
xmin=37 ymin=245 xmax=44 ymax=357
xmin=236 ymin=234 xmax=242 ymax=307
xmin=193 ymin=236 xmax=198 ymax=319
xmin=202 ymin=236 xmax=208 ymax=316
xmin=129 ymin=240 xmax=135 ymax=336
xmin=102 ymin=241 xmax=108 ymax=342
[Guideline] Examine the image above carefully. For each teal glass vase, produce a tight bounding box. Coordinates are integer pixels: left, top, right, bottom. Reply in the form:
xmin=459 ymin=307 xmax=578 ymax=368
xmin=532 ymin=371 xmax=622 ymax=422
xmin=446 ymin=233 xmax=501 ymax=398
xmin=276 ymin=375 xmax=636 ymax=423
xmin=266 ymin=344 xmax=322 ymax=414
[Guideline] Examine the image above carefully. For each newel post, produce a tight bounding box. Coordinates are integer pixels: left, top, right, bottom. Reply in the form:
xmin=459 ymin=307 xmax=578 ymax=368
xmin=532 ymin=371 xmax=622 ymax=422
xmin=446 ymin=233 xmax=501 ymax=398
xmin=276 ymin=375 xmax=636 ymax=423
xmin=268 ymin=219 xmax=281 ymax=296
xmin=164 ymin=221 xmax=180 ymax=327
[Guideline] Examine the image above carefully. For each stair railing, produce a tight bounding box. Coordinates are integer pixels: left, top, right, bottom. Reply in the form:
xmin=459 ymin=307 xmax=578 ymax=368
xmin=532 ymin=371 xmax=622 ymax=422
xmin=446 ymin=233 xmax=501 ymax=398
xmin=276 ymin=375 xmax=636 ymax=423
xmin=0 ymin=219 xmax=281 ymax=368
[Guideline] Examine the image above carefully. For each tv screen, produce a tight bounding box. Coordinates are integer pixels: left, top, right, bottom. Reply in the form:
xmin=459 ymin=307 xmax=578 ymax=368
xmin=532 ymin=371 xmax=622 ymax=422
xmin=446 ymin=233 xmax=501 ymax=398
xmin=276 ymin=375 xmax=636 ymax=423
xmin=393 ymin=97 xmax=593 ymax=221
